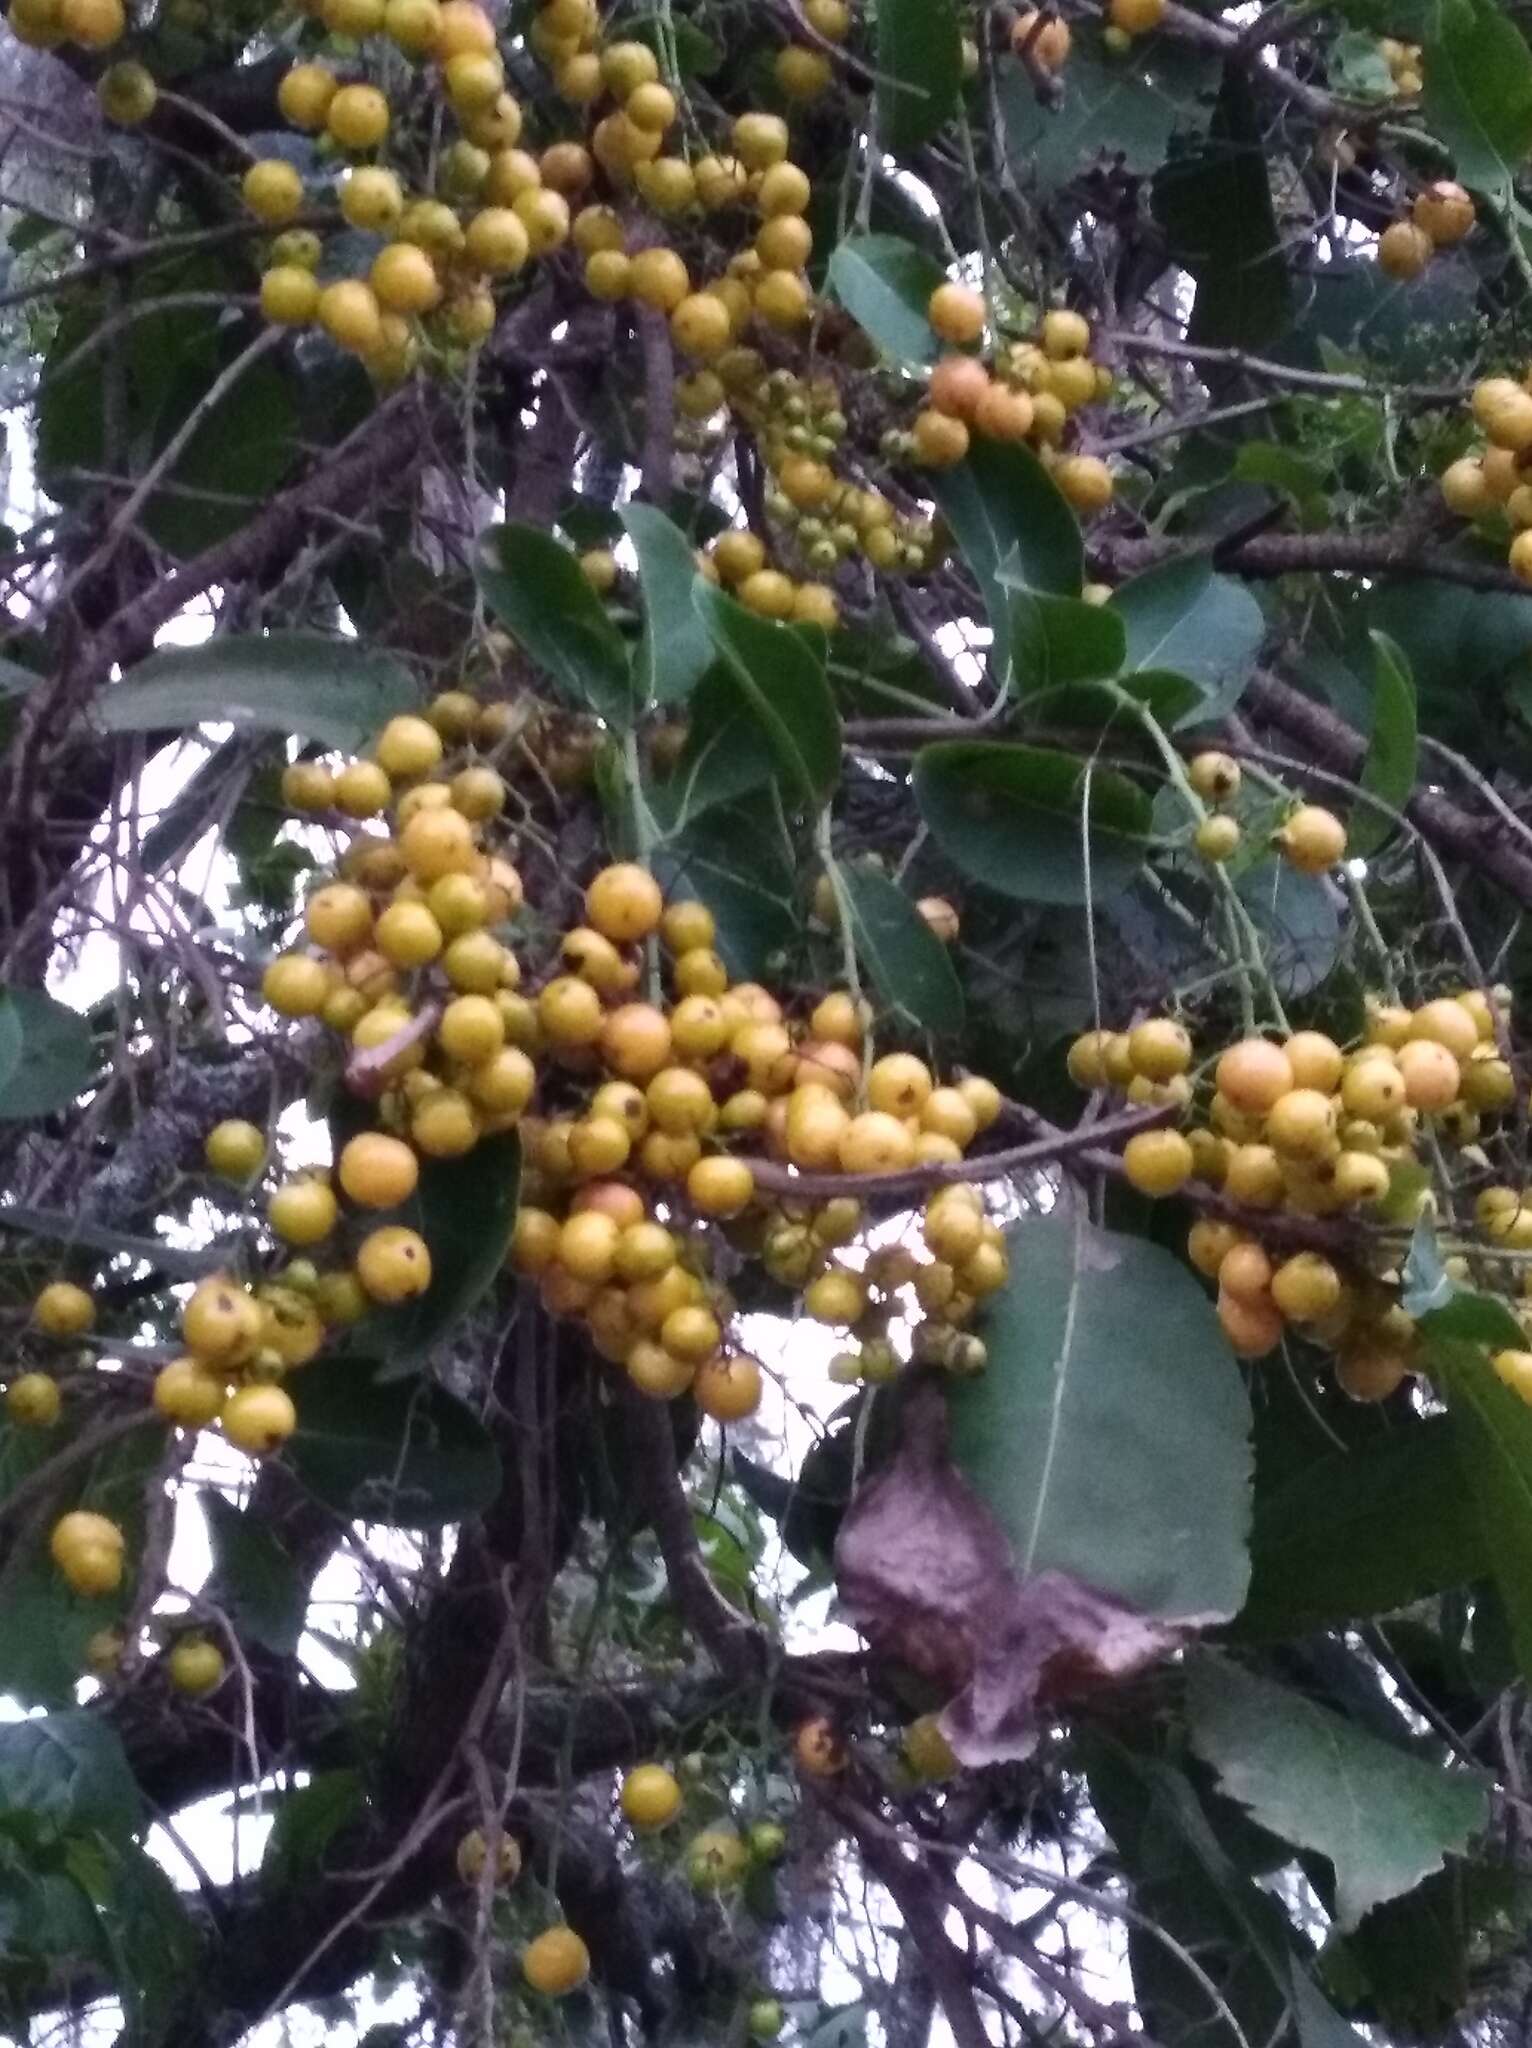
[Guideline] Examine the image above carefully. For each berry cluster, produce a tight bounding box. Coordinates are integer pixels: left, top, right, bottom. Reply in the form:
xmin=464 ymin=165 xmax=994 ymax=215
xmin=1438 ymin=365 xmax=1532 ymax=583
xmin=1378 ymin=178 xmax=1476 ymax=281
xmin=1069 ymin=982 xmax=1523 ymax=1401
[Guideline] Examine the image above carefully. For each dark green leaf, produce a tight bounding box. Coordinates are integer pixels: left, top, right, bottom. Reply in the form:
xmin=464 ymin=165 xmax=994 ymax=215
xmin=0 ymin=989 xmax=93 ymax=1120
xmin=1435 ymin=1337 xmax=1532 ymax=1684
xmin=261 ymin=1770 xmax=365 ymax=1893
xmin=100 ymin=634 xmax=416 ymax=753
xmin=1108 ymin=556 xmax=1265 ymax=721
xmin=651 ymin=668 xmax=778 ymax=833
xmin=1402 ymin=1219 xmax=1525 ymax=1346
xmin=289 ymin=1358 xmax=501 ymax=1527
xmin=0 ymin=1714 xmax=140 ymax=1842
xmin=1422 ymin=0 xmax=1532 ymax=194
xmin=479 ymin=524 xmax=634 ymax=729
xmin=1030 ymin=668 xmax=1203 ymax=733
xmin=826 ymin=234 xmax=946 ymax=368
xmin=947 ymin=1206 xmax=1251 ymax=1618
xmin=101 ymin=1841 xmax=201 ymax=2041
xmin=375 ymin=1131 xmax=521 ymax=1373
xmin=1153 ymin=71 xmax=1294 ymax=347
xmin=621 ymin=503 xmax=714 ymax=708
xmin=1000 ymin=25 xmax=1218 ymax=188
xmin=143 ymin=345 xmax=297 ymax=557
xmin=694 ymin=584 xmax=841 ymax=810
xmin=1351 ymin=631 xmax=1418 ymax=858
xmin=1187 ymin=1656 xmax=1486 ymax=1928
xmin=1009 ymin=588 xmax=1127 ymax=695
xmin=837 ymin=865 xmax=965 ymax=1037
xmin=914 ymin=740 xmax=1152 ymax=904
xmin=1237 ymin=1416 xmax=1486 ymax=1640
xmin=930 ymin=443 xmax=1083 ymax=654
xmin=876 ymin=0 xmax=962 ymax=150
xmin=653 ymin=799 xmax=798 ymax=979
xmin=204 ymin=1493 xmax=307 ymax=1656
xmin=1323 ymin=1858 xmax=1530 ymax=2033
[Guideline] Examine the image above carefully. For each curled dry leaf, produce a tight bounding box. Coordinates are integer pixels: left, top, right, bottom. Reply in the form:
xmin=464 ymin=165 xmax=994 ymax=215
xmin=834 ymin=1383 xmax=1181 ymax=1766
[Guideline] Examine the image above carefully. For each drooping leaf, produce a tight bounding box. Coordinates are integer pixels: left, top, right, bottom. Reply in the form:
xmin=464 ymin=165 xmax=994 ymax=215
xmin=914 ymin=740 xmax=1153 ymax=905
xmin=1237 ymin=1415 xmax=1486 ymax=1640
xmin=836 ymin=864 xmax=965 ymax=1038
xmin=1008 ymin=588 xmax=1127 ymax=695
xmin=1108 ymin=556 xmax=1265 ymax=721
xmin=1422 ymin=0 xmax=1532 ymax=195
xmin=946 ymin=1205 xmax=1251 ymax=1620
xmin=0 ymin=988 xmax=93 ymax=1119
xmin=621 ymin=503 xmax=715 ymax=708
xmin=204 ymin=1492 xmax=308 ymax=1657
xmin=99 ymin=634 xmax=416 ymax=753
xmin=1434 ymin=1337 xmax=1532 ymax=1686
xmin=1001 ymin=25 xmax=1218 ymax=188
xmin=0 ymin=1714 xmax=140 ymax=1843
xmin=479 ymin=524 xmax=634 ymax=728
xmin=825 ymin=234 xmax=946 ymax=368
xmin=876 ymin=0 xmax=962 ymax=149
xmin=694 ymin=584 xmax=841 ymax=810
xmin=288 ymin=1358 xmax=501 ymax=1527
xmin=1187 ymin=1656 xmax=1487 ymax=1928
xmin=374 ymin=1130 xmax=521 ymax=1373
xmin=1352 ymin=632 xmax=1418 ymax=858
xmin=1153 ymin=70 xmax=1294 ymax=348
xmin=930 ymin=443 xmax=1084 ymax=657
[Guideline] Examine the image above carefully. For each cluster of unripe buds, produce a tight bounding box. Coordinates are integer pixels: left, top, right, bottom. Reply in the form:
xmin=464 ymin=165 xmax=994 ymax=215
xmin=1069 ymin=981 xmax=1521 ymax=1399
xmin=1377 ymin=179 xmax=1476 ymax=282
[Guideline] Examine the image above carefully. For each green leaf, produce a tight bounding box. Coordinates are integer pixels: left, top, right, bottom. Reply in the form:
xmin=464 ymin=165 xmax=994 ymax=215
xmin=1236 ymin=1415 xmax=1486 ymax=1641
xmin=1108 ymin=556 xmax=1265 ymax=721
xmin=1422 ymin=0 xmax=1532 ymax=195
xmin=204 ymin=1493 xmax=307 ymax=1656
xmin=621 ymin=503 xmax=714 ymax=709
xmin=289 ymin=1358 xmax=501 ymax=1527
xmin=1352 ymin=631 xmax=1418 ymax=858
xmin=99 ymin=634 xmax=416 ymax=753
xmin=653 ymin=799 xmax=798 ymax=979
xmin=479 ymin=524 xmax=634 ymax=729
xmin=375 ymin=1131 xmax=521 ymax=1372
xmin=0 ymin=989 xmax=92 ymax=1119
xmin=1153 ymin=71 xmax=1294 ymax=348
xmin=651 ymin=668 xmax=778 ymax=833
xmin=826 ymin=233 xmax=946 ymax=369
xmin=0 ymin=1714 xmax=140 ymax=1843
xmin=101 ymin=1841 xmax=201 ymax=2041
xmin=694 ymin=584 xmax=841 ymax=810
xmin=1322 ymin=1857 xmax=1531 ymax=2034
xmin=143 ymin=344 xmax=297 ymax=558
xmin=261 ymin=1770 xmax=365 ymax=1893
xmin=1000 ymin=25 xmax=1218 ymax=187
xmin=1435 ymin=1338 xmax=1532 ymax=1686
xmin=876 ymin=0 xmax=962 ymax=150
xmin=947 ymin=1206 xmax=1251 ymax=1618
xmin=1187 ymin=1655 xmax=1487 ymax=1928
xmin=837 ymin=865 xmax=965 ymax=1038
xmin=914 ymin=740 xmax=1152 ymax=905
xmin=929 ymin=443 xmax=1084 ymax=653
xmin=1370 ymin=578 xmax=1532 ymax=752
xmin=1009 ymin=589 xmax=1127 ymax=696
xmin=1403 ymin=1219 xmax=1525 ymax=1346
xmin=1237 ymin=859 xmax=1341 ymax=1000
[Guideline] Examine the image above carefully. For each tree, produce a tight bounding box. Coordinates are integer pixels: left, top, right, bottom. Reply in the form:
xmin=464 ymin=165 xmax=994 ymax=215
xmin=6 ymin=0 xmax=1532 ymax=2039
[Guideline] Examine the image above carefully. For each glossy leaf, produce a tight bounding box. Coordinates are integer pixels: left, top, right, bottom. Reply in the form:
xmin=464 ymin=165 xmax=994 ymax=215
xmin=1001 ymin=26 xmax=1218 ymax=187
xmin=289 ymin=1357 xmax=501 ymax=1528
xmin=1187 ymin=1656 xmax=1487 ymax=1928
xmin=1352 ymin=631 xmax=1418 ymax=858
xmin=1009 ymin=589 xmax=1127 ymax=695
xmin=826 ymin=234 xmax=945 ymax=368
xmin=930 ymin=443 xmax=1084 ymax=654
xmin=1153 ymin=72 xmax=1294 ymax=348
xmin=653 ymin=799 xmax=798 ymax=979
xmin=99 ymin=634 xmax=416 ymax=753
xmin=1423 ymin=0 xmax=1532 ymax=194
xmin=0 ymin=1713 xmax=140 ymax=1842
xmin=876 ymin=0 xmax=962 ymax=150
xmin=1108 ymin=556 xmax=1265 ymax=720
xmin=651 ymin=666 xmax=779 ymax=833
xmin=480 ymin=524 xmax=634 ymax=729
xmin=621 ymin=502 xmax=715 ymax=708
xmin=0 ymin=989 xmax=94 ymax=1119
xmin=695 ymin=584 xmax=841 ymax=810
xmin=837 ymin=864 xmax=965 ymax=1037
xmin=914 ymin=740 xmax=1152 ymax=905
xmin=204 ymin=1492 xmax=307 ymax=1656
xmin=946 ymin=1206 xmax=1251 ymax=1619
xmin=1236 ymin=1415 xmax=1485 ymax=1640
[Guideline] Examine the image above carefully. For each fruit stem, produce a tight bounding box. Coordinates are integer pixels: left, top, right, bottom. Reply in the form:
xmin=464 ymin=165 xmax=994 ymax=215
xmin=815 ymin=807 xmax=866 ymax=1041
